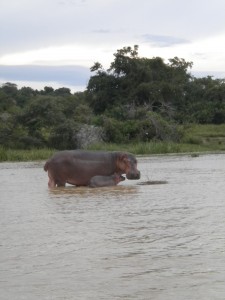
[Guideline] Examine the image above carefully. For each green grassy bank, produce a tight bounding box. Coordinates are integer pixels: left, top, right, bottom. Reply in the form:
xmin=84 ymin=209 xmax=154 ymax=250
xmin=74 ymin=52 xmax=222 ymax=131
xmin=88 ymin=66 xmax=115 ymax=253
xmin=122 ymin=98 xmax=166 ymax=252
xmin=1 ymin=124 xmax=225 ymax=162
xmin=0 ymin=148 xmax=55 ymax=162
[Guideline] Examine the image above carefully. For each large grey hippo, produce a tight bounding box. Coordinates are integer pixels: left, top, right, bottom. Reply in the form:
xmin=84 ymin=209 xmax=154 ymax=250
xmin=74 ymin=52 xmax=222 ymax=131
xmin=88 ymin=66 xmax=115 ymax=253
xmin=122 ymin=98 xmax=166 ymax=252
xmin=44 ymin=150 xmax=140 ymax=188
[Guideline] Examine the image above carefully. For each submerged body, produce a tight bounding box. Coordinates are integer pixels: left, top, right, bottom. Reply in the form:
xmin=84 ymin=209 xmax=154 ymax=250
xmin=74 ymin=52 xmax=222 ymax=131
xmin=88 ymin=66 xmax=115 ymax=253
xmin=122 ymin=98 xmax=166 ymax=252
xmin=44 ymin=150 xmax=140 ymax=188
xmin=89 ymin=174 xmax=125 ymax=188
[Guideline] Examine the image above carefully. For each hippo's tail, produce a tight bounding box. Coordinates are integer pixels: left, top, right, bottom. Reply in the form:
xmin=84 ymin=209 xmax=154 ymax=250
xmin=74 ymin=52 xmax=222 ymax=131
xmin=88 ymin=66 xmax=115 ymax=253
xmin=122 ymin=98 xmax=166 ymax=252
xmin=44 ymin=160 xmax=49 ymax=172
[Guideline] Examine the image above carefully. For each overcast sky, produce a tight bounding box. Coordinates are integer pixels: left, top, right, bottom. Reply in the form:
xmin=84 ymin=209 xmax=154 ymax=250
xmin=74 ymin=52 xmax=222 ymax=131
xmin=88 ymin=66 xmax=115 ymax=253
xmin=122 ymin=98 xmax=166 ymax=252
xmin=1 ymin=0 xmax=225 ymax=92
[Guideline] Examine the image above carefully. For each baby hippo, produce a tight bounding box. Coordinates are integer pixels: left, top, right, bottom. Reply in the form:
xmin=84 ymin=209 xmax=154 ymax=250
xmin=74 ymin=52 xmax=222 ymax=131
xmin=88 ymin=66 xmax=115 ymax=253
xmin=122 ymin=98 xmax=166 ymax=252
xmin=89 ymin=173 xmax=125 ymax=188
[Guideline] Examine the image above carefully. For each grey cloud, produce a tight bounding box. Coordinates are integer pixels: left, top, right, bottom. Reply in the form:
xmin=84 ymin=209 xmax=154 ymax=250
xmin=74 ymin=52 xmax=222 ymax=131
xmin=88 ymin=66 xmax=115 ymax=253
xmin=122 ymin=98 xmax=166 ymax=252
xmin=57 ymin=0 xmax=86 ymax=4
xmin=92 ymin=29 xmax=111 ymax=34
xmin=192 ymin=53 xmax=208 ymax=60
xmin=142 ymin=34 xmax=190 ymax=47
xmin=192 ymin=71 xmax=225 ymax=79
xmin=0 ymin=65 xmax=91 ymax=86
xmin=1 ymin=0 xmax=225 ymax=57
xmin=0 ymin=0 xmax=91 ymax=55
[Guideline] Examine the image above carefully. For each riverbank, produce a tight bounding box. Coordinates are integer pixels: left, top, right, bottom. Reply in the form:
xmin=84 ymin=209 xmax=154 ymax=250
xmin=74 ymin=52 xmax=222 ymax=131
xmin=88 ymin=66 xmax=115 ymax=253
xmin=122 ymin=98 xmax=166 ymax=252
xmin=1 ymin=124 xmax=225 ymax=162
xmin=0 ymin=142 xmax=224 ymax=162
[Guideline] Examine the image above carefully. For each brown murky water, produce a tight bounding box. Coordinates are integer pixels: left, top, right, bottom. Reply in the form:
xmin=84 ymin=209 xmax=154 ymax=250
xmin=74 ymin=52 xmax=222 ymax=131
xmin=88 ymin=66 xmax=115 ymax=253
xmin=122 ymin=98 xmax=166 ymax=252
xmin=1 ymin=154 xmax=225 ymax=300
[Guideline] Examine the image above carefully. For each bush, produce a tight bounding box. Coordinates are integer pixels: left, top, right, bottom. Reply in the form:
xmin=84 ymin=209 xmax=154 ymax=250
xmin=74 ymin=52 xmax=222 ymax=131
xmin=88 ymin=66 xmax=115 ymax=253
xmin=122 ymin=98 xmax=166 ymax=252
xmin=102 ymin=117 xmax=124 ymax=143
xmin=17 ymin=136 xmax=46 ymax=149
xmin=101 ymin=113 xmax=182 ymax=143
xmin=0 ymin=147 xmax=7 ymax=161
xmin=48 ymin=120 xmax=79 ymax=150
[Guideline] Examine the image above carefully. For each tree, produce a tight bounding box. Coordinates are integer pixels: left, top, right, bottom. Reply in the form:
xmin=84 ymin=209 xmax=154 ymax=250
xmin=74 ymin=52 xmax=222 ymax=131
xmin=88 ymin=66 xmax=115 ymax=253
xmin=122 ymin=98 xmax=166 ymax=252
xmin=43 ymin=86 xmax=54 ymax=94
xmin=87 ymin=72 xmax=119 ymax=114
xmin=18 ymin=95 xmax=65 ymax=147
xmin=109 ymin=45 xmax=139 ymax=76
xmin=87 ymin=45 xmax=193 ymax=122
xmin=17 ymin=86 xmax=36 ymax=107
xmin=1 ymin=82 xmax=18 ymax=96
xmin=48 ymin=120 xmax=79 ymax=149
xmin=54 ymin=87 xmax=71 ymax=96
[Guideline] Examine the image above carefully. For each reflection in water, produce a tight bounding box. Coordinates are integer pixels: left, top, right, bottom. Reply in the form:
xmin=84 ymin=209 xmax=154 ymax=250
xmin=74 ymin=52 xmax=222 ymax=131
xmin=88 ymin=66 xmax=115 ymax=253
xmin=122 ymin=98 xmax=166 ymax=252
xmin=49 ymin=184 xmax=138 ymax=198
xmin=1 ymin=154 xmax=225 ymax=300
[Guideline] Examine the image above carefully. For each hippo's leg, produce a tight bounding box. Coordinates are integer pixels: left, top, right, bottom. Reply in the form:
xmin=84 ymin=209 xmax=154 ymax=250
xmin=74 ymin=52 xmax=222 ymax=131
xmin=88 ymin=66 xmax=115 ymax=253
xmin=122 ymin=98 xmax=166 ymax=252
xmin=48 ymin=176 xmax=56 ymax=188
xmin=47 ymin=170 xmax=66 ymax=188
xmin=47 ymin=172 xmax=66 ymax=188
xmin=56 ymin=182 xmax=66 ymax=187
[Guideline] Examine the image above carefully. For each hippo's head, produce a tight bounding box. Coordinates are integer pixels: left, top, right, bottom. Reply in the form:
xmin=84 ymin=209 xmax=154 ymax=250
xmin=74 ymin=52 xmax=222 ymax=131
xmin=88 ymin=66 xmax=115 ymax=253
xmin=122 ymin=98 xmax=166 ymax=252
xmin=116 ymin=152 xmax=141 ymax=180
xmin=112 ymin=173 xmax=126 ymax=184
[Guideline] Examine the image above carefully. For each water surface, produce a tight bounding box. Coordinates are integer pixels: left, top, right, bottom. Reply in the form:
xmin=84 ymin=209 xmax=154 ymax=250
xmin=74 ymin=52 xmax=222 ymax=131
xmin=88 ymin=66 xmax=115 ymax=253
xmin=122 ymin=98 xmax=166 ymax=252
xmin=1 ymin=154 xmax=225 ymax=299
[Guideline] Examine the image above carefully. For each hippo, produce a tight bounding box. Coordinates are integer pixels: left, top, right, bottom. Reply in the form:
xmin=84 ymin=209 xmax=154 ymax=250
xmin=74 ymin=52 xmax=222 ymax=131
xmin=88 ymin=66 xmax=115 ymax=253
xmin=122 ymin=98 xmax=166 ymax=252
xmin=89 ymin=174 xmax=125 ymax=188
xmin=44 ymin=150 xmax=140 ymax=188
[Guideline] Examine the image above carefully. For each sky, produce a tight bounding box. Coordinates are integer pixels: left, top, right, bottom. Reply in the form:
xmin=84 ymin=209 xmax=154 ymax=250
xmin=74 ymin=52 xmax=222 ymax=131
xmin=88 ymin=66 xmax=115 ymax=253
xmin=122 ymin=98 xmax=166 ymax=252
xmin=1 ymin=0 xmax=225 ymax=92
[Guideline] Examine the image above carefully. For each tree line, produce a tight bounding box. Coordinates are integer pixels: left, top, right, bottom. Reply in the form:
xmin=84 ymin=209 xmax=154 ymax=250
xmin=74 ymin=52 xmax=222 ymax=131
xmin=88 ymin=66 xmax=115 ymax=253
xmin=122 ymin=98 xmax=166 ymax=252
xmin=1 ymin=45 xmax=225 ymax=150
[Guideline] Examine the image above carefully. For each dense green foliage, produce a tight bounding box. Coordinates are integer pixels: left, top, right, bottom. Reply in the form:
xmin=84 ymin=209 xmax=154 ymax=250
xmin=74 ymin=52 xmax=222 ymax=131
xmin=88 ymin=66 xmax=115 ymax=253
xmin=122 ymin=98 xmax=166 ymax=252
xmin=1 ymin=45 xmax=225 ymax=150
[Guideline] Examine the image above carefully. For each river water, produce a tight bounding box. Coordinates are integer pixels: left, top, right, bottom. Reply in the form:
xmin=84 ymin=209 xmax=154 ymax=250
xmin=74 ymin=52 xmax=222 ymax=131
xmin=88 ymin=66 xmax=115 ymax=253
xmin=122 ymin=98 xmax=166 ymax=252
xmin=0 ymin=154 xmax=225 ymax=300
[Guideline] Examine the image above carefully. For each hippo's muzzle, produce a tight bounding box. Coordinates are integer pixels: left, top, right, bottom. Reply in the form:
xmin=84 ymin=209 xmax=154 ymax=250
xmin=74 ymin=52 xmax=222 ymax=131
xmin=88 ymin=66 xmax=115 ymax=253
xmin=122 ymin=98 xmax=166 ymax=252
xmin=126 ymin=170 xmax=141 ymax=180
